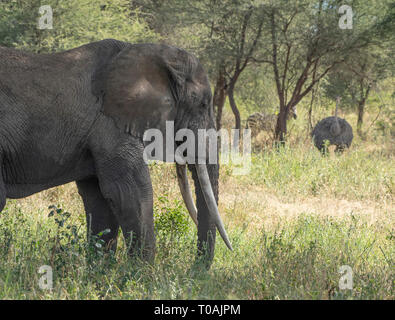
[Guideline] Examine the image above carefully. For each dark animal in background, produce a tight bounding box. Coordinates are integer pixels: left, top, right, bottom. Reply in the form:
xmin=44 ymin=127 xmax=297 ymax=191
xmin=312 ymin=97 xmax=353 ymax=153
xmin=246 ymin=112 xmax=277 ymax=137
xmin=0 ymin=39 xmax=232 ymax=267
xmin=246 ymin=105 xmax=297 ymax=138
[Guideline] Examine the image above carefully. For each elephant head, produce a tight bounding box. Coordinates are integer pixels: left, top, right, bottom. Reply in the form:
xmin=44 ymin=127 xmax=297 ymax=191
xmin=94 ymin=43 xmax=232 ymax=259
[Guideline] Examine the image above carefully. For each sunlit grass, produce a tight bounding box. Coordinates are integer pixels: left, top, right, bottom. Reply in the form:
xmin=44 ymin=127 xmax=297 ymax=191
xmin=0 ymin=107 xmax=393 ymax=299
xmin=0 ymin=202 xmax=392 ymax=299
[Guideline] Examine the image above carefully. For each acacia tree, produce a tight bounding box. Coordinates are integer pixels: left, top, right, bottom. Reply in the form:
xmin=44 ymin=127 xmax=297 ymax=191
xmin=133 ymin=0 xmax=392 ymax=141
xmin=255 ymin=1 xmax=343 ymax=141
xmin=252 ymin=0 xmax=392 ymax=142
xmin=323 ymin=0 xmax=394 ymax=136
xmin=217 ymin=5 xmax=266 ymax=131
xmin=323 ymin=46 xmax=392 ymax=136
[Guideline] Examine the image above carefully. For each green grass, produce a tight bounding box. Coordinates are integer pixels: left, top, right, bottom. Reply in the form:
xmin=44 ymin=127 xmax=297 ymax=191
xmin=235 ymin=145 xmax=394 ymax=201
xmin=0 ymin=105 xmax=393 ymax=299
xmin=0 ymin=200 xmax=393 ymax=299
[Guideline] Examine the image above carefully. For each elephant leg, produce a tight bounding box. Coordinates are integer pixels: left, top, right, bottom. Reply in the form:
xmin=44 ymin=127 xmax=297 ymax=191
xmin=93 ymin=142 xmax=155 ymax=262
xmin=0 ymin=165 xmax=6 ymax=212
xmin=318 ymin=143 xmax=329 ymax=156
xmin=0 ymin=181 xmax=5 ymax=213
xmin=189 ymin=163 xmax=217 ymax=267
xmin=76 ymin=177 xmax=119 ymax=252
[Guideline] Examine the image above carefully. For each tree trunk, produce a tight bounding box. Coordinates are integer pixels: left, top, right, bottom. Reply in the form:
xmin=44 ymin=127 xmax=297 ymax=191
xmin=357 ymin=99 xmax=365 ymax=136
xmin=308 ymin=89 xmax=315 ymax=134
xmin=357 ymin=84 xmax=370 ymax=137
xmin=227 ymin=82 xmax=241 ymax=131
xmin=213 ymin=67 xmax=227 ymax=130
xmin=275 ymin=104 xmax=288 ymax=144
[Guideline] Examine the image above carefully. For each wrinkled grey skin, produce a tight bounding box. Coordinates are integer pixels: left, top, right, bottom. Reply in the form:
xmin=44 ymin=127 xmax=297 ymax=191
xmin=312 ymin=116 xmax=354 ymax=153
xmin=0 ymin=39 xmax=220 ymax=265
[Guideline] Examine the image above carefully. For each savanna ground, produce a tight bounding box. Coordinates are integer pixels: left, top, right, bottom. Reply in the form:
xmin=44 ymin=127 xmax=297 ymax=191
xmin=0 ymin=99 xmax=393 ymax=300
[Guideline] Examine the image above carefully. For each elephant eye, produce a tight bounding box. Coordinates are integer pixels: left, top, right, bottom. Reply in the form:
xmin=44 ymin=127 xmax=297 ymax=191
xmin=190 ymin=91 xmax=198 ymax=102
xmin=163 ymin=96 xmax=172 ymax=106
xmin=201 ymin=96 xmax=211 ymax=108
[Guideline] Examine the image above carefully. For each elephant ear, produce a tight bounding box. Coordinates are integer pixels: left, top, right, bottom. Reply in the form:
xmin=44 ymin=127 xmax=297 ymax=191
xmin=97 ymin=44 xmax=192 ymax=138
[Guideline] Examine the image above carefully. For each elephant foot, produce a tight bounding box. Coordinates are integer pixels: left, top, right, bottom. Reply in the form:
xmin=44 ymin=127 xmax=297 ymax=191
xmin=191 ymin=255 xmax=213 ymax=272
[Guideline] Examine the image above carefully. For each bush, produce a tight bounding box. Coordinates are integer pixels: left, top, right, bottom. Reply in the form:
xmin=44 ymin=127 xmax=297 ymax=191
xmin=154 ymin=195 xmax=190 ymax=238
xmin=0 ymin=0 xmax=159 ymax=52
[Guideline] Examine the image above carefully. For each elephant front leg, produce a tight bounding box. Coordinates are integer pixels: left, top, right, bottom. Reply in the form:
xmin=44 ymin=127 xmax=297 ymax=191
xmin=0 ymin=175 xmax=6 ymax=213
xmin=335 ymin=144 xmax=346 ymax=154
xmin=94 ymin=143 xmax=155 ymax=263
xmin=77 ymin=177 xmax=119 ymax=252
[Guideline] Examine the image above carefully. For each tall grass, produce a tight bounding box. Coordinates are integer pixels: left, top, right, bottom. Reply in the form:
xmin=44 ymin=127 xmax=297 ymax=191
xmin=234 ymin=146 xmax=394 ymax=201
xmin=0 ymin=200 xmax=392 ymax=299
xmin=0 ymin=107 xmax=393 ymax=299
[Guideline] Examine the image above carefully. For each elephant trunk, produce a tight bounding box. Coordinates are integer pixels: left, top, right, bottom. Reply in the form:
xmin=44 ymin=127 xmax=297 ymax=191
xmin=174 ymin=115 xmax=232 ymax=252
xmin=176 ymin=160 xmax=233 ymax=253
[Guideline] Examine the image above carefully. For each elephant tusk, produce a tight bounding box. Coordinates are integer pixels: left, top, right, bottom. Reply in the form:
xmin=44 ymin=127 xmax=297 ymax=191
xmin=195 ymin=164 xmax=233 ymax=251
xmin=176 ymin=164 xmax=198 ymax=226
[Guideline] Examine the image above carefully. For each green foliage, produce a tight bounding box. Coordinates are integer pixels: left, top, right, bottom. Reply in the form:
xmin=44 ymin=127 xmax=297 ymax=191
xmin=46 ymin=205 xmax=114 ymax=272
xmin=0 ymin=0 xmax=38 ymax=47
xmin=322 ymin=44 xmax=393 ymax=115
xmin=0 ymin=0 xmax=159 ymax=52
xmin=236 ymin=66 xmax=279 ymax=115
xmin=258 ymin=214 xmax=394 ymax=299
xmin=154 ymin=195 xmax=190 ymax=238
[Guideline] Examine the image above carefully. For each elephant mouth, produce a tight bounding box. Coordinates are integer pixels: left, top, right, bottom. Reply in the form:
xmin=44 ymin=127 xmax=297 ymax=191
xmin=176 ymin=163 xmax=233 ymax=251
xmin=142 ymin=120 xmax=233 ymax=250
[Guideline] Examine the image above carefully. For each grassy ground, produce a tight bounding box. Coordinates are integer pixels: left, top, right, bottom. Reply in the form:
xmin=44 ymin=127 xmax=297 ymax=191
xmin=0 ymin=106 xmax=393 ymax=299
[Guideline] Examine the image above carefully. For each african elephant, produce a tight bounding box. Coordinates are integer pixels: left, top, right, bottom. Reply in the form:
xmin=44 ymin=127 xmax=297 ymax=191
xmin=0 ymin=39 xmax=232 ymax=266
